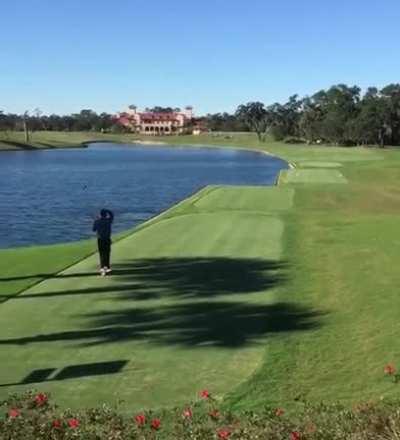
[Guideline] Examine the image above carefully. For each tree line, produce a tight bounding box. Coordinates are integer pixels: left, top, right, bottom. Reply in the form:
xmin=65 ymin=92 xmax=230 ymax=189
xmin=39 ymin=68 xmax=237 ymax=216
xmin=0 ymin=109 xmax=116 ymax=134
xmin=1 ymin=83 xmax=400 ymax=146
xmin=235 ymin=84 xmax=400 ymax=147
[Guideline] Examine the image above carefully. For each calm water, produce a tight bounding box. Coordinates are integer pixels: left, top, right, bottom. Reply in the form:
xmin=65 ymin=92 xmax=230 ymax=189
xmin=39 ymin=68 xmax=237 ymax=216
xmin=0 ymin=143 xmax=287 ymax=248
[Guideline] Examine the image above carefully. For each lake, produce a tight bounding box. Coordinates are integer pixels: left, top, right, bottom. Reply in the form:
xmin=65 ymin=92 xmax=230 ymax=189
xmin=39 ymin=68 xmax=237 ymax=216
xmin=0 ymin=143 xmax=288 ymax=248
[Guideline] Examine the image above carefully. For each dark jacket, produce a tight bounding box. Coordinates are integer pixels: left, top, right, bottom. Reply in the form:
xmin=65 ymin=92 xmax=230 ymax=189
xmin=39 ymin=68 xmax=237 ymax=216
xmin=93 ymin=210 xmax=114 ymax=240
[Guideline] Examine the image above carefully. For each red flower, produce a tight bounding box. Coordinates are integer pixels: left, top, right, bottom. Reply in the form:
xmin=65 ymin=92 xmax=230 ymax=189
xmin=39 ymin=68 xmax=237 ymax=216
xmin=151 ymin=418 xmax=161 ymax=430
xmin=134 ymin=413 xmax=146 ymax=426
xmin=8 ymin=408 xmax=20 ymax=418
xmin=384 ymin=364 xmax=396 ymax=375
xmin=209 ymin=409 xmax=220 ymax=420
xmin=52 ymin=419 xmax=62 ymax=429
xmin=182 ymin=408 xmax=193 ymax=418
xmin=290 ymin=431 xmax=301 ymax=440
xmin=35 ymin=393 xmax=48 ymax=406
xmin=200 ymin=389 xmax=210 ymax=399
xmin=68 ymin=418 xmax=80 ymax=429
xmin=275 ymin=407 xmax=285 ymax=416
xmin=217 ymin=428 xmax=231 ymax=439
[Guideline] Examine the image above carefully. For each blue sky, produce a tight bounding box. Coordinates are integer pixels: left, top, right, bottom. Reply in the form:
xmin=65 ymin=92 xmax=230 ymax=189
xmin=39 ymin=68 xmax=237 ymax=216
xmin=1 ymin=0 xmax=399 ymax=116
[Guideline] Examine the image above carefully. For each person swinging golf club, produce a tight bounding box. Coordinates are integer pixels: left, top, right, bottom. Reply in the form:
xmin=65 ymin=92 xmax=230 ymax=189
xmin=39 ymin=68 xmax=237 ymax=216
xmin=93 ymin=209 xmax=114 ymax=276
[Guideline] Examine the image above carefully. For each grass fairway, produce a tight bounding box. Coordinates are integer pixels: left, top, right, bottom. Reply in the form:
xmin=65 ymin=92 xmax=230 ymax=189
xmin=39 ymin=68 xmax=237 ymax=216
xmin=0 ymin=187 xmax=303 ymax=411
xmin=0 ymin=241 xmax=95 ymax=302
xmin=279 ymin=168 xmax=348 ymax=184
xmin=1 ymin=133 xmax=400 ymax=414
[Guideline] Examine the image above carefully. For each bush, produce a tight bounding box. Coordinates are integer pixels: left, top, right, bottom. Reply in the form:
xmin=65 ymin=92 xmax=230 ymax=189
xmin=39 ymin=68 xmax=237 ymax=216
xmin=3 ymin=391 xmax=400 ymax=439
xmin=110 ymin=124 xmax=132 ymax=134
xmin=284 ymin=137 xmax=306 ymax=144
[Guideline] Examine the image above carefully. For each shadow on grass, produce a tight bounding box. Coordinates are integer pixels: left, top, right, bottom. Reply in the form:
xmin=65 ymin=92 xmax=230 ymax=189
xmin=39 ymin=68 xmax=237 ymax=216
xmin=9 ymin=257 xmax=288 ymax=300
xmin=0 ymin=271 xmax=101 ymax=283
xmin=0 ymin=302 xmax=322 ymax=348
xmin=0 ymin=140 xmax=38 ymax=150
xmin=0 ymin=360 xmax=128 ymax=388
xmin=0 ymin=257 xmax=325 ymax=348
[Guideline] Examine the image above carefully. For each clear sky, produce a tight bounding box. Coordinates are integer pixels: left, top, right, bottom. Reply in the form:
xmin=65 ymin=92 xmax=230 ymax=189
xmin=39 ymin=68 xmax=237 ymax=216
xmin=1 ymin=0 xmax=399 ymax=116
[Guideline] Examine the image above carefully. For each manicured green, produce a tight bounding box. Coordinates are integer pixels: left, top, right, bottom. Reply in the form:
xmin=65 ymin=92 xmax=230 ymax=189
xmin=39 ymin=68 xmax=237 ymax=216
xmin=1 ymin=132 xmax=399 ymax=416
xmin=0 ymin=187 xmax=290 ymax=411
xmin=0 ymin=241 xmax=95 ymax=301
xmin=297 ymin=161 xmax=343 ymax=168
xmin=279 ymin=169 xmax=348 ymax=184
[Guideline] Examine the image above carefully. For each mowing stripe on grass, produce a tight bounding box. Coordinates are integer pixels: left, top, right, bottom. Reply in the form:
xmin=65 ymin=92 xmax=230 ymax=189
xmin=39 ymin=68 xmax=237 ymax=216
xmin=298 ymin=161 xmax=343 ymax=168
xmin=280 ymin=169 xmax=348 ymax=184
xmin=193 ymin=186 xmax=295 ymax=213
xmin=0 ymin=187 xmax=291 ymax=412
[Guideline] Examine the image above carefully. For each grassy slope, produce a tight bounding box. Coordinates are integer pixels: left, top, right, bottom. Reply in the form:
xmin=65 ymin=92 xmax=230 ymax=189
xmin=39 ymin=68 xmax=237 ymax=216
xmin=1 ymin=132 xmax=399 ymax=412
xmin=226 ymin=151 xmax=400 ymax=410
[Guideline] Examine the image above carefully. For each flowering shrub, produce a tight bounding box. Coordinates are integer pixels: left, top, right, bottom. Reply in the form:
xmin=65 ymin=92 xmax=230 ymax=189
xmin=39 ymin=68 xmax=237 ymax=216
xmin=67 ymin=418 xmax=80 ymax=429
xmin=3 ymin=390 xmax=400 ymax=439
xmin=216 ymin=428 xmax=231 ymax=439
xmin=134 ymin=413 xmax=146 ymax=426
xmin=200 ymin=390 xmax=211 ymax=399
xmin=34 ymin=393 xmax=48 ymax=407
xmin=182 ymin=408 xmax=193 ymax=419
xmin=384 ymin=363 xmax=400 ymax=383
xmin=151 ymin=418 xmax=161 ymax=430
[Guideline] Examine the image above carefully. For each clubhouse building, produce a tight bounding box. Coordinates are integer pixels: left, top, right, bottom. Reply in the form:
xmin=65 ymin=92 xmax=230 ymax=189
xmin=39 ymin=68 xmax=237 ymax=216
xmin=115 ymin=106 xmax=199 ymax=135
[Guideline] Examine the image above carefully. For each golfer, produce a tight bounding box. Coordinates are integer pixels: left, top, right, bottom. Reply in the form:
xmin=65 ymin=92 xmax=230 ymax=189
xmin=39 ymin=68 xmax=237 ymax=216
xmin=93 ymin=209 xmax=114 ymax=276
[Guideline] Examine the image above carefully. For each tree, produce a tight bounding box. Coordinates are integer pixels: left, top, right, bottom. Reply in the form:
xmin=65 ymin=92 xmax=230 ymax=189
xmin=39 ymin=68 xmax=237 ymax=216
xmin=348 ymin=88 xmax=387 ymax=146
xmin=380 ymin=84 xmax=400 ymax=145
xmin=22 ymin=111 xmax=30 ymax=143
xmin=148 ymin=107 xmax=175 ymax=113
xmin=235 ymin=102 xmax=271 ymax=141
xmin=204 ymin=112 xmax=248 ymax=132
xmin=300 ymin=99 xmax=325 ymax=144
xmin=315 ymin=85 xmax=360 ymax=145
xmin=268 ymin=95 xmax=303 ymax=141
xmin=71 ymin=109 xmax=99 ymax=131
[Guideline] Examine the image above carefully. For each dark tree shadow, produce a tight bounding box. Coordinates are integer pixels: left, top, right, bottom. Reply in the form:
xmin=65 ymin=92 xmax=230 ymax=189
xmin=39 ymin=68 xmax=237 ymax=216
xmin=11 ymin=258 xmax=288 ymax=301
xmin=0 ymin=272 xmax=100 ymax=283
xmin=113 ymin=258 xmax=288 ymax=297
xmin=36 ymin=142 xmax=57 ymax=148
xmin=0 ymin=301 xmax=323 ymax=348
xmin=0 ymin=257 xmax=325 ymax=349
